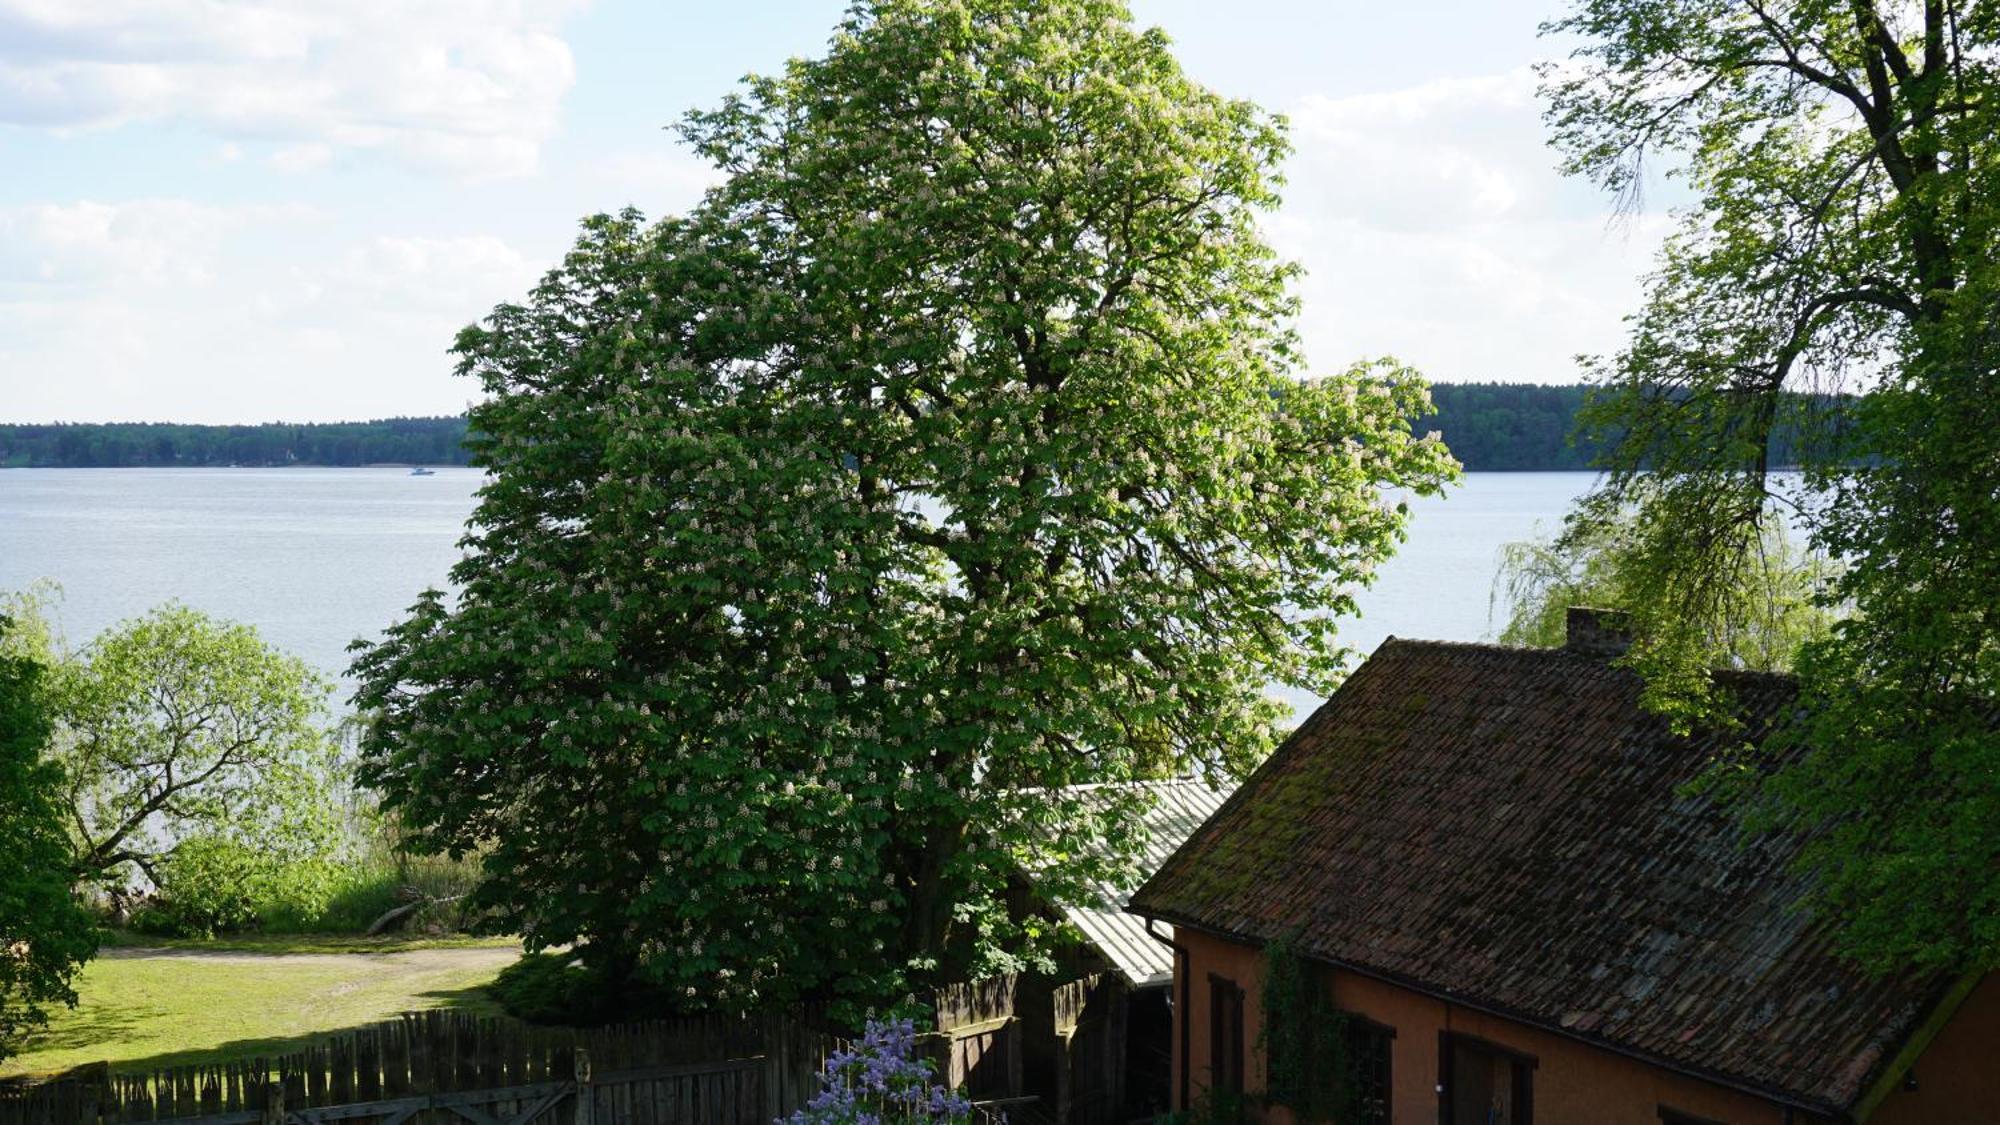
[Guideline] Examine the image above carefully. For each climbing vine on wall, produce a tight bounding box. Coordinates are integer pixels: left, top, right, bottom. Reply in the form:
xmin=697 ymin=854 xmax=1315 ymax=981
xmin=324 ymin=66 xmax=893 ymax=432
xmin=1258 ymin=936 xmax=1357 ymax=1122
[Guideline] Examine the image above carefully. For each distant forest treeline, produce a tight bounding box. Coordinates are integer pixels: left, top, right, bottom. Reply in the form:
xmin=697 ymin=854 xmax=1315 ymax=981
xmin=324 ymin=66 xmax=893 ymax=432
xmin=0 ymin=384 xmax=1622 ymax=470
xmin=0 ymin=416 xmax=474 ymax=468
xmin=1419 ymin=382 xmax=1604 ymax=470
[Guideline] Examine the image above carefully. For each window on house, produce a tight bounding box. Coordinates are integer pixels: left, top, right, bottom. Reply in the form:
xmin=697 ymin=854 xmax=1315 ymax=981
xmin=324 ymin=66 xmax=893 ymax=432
xmin=1347 ymin=1017 xmax=1394 ymax=1125
xmin=1208 ymin=975 xmax=1245 ymax=1094
xmin=1658 ymin=1109 xmax=1726 ymax=1125
xmin=1439 ymin=1033 xmax=1534 ymax=1125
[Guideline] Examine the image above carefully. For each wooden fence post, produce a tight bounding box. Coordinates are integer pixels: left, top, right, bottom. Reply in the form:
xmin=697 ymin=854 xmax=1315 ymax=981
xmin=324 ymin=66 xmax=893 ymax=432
xmin=96 ymin=1067 xmax=118 ymax=1125
xmin=573 ymin=1049 xmax=593 ymax=1125
xmin=760 ymin=1017 xmax=781 ymax=1124
xmin=260 ymin=1077 xmax=284 ymax=1125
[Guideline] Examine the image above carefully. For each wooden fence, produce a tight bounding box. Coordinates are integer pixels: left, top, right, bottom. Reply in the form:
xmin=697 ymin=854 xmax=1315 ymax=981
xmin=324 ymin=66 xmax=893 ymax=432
xmin=1 ymin=974 xmax=1138 ymax=1125
xmin=1049 ymin=975 xmax=1124 ymax=1125
xmin=927 ymin=973 xmax=1133 ymax=1125
xmin=931 ymin=976 xmax=1020 ymax=1104
xmin=0 ymin=1012 xmax=838 ymax=1125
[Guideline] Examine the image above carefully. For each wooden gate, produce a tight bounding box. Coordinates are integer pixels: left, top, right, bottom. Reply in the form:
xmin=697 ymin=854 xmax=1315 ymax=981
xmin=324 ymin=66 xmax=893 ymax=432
xmin=1051 ymin=975 xmax=1125 ymax=1125
xmin=932 ymin=977 xmax=1021 ymax=1102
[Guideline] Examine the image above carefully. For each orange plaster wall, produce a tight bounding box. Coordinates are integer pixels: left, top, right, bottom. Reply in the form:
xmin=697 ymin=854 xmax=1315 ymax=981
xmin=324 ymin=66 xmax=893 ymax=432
xmin=1174 ymin=927 xmax=1269 ymax=1108
xmin=1174 ymin=927 xmax=1833 ymax=1125
xmin=1867 ymin=973 xmax=2000 ymax=1125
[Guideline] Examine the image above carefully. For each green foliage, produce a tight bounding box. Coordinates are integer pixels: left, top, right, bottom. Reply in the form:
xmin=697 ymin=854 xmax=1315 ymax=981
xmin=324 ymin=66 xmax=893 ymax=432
xmin=1418 ymin=383 xmax=1833 ymax=471
xmin=118 ymin=829 xmax=483 ymax=938
xmin=1256 ymin=937 xmax=1354 ymax=1122
xmin=143 ymin=836 xmax=272 ymax=937
xmin=489 ymin=953 xmax=589 ymax=1025
xmin=0 ymin=387 xmax=1840 ymax=475
xmin=255 ymin=821 xmax=488 ymax=936
xmin=353 ymin=0 xmax=1457 ymax=1018
xmin=133 ymin=835 xmax=350 ymax=939
xmin=0 ymin=417 xmax=471 ymax=468
xmin=1417 ymin=383 xmax=1603 ymax=470
xmin=1540 ymin=1 xmax=2000 ymax=967
xmin=0 ymin=612 xmax=98 ymax=1062
xmin=254 ymin=863 xmax=404 ymax=936
xmin=1747 ymin=299 xmax=2000 ymax=973
xmin=5 ymin=597 xmax=347 ymax=898
xmin=489 ymin=953 xmax=668 ymax=1026
xmin=1493 ymin=502 xmax=1836 ymax=678
xmin=263 ymin=854 xmax=473 ymax=936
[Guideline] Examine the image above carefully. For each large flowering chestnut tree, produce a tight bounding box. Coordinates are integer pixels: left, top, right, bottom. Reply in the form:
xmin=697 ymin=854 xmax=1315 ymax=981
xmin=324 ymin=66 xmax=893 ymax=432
xmin=350 ymin=0 xmax=1456 ymax=1013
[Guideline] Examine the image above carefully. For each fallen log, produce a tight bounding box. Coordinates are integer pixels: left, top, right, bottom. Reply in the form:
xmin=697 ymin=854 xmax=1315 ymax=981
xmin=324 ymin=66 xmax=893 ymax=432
xmin=364 ymin=901 xmax=424 ymax=936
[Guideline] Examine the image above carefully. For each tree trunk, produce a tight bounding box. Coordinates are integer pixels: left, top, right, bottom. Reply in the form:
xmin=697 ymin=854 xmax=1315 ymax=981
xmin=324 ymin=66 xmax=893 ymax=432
xmin=900 ymin=817 xmax=969 ymax=976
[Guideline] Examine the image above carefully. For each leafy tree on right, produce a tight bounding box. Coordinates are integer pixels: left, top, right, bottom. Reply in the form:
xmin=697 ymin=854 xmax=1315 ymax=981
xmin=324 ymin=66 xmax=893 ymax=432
xmin=1538 ymin=0 xmax=2000 ymax=971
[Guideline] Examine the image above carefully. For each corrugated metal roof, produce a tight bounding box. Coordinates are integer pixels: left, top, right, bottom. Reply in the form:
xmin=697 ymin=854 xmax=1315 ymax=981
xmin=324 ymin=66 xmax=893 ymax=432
xmin=1051 ymin=778 xmax=1233 ymax=988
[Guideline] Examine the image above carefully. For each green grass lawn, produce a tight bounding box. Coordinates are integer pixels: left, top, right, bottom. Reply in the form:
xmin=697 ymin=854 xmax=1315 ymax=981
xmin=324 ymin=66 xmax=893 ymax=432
xmin=2 ymin=938 xmax=522 ymax=1079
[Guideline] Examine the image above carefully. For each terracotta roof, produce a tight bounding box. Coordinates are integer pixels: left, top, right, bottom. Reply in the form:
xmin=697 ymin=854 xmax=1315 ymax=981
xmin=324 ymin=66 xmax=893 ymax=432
xmin=1129 ymin=637 xmax=1950 ymax=1116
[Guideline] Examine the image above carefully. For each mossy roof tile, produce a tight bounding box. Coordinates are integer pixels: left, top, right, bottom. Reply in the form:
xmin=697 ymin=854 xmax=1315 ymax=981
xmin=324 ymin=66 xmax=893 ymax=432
xmin=1129 ymin=638 xmax=1950 ymax=1115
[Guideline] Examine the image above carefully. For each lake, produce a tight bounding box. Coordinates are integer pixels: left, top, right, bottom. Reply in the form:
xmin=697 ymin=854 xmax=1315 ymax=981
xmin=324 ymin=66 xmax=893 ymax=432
xmin=0 ymin=468 xmax=1594 ymax=712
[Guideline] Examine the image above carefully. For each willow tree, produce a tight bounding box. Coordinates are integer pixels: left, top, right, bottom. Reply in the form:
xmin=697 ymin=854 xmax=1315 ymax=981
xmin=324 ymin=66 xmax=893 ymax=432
xmin=351 ymin=0 xmax=1455 ymax=1012
xmin=1491 ymin=516 xmax=1834 ymax=669
xmin=1541 ymin=1 xmax=2000 ymax=969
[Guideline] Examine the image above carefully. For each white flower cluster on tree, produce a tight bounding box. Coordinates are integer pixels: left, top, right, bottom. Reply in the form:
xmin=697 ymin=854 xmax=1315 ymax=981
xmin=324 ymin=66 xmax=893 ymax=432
xmin=350 ymin=0 xmax=1457 ymax=1016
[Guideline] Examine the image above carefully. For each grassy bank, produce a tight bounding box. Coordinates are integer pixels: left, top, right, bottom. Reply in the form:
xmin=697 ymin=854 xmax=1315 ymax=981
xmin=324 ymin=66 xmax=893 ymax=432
xmin=2 ymin=939 xmax=520 ymax=1078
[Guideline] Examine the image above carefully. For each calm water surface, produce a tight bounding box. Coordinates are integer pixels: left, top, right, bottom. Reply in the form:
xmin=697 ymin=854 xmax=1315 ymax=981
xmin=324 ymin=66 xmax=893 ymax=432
xmin=0 ymin=468 xmax=484 ymax=694
xmin=0 ymin=468 xmax=1592 ymax=710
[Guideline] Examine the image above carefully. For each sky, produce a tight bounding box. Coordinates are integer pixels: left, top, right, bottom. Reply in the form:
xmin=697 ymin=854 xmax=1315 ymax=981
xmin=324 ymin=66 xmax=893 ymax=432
xmin=0 ymin=0 xmax=1679 ymax=424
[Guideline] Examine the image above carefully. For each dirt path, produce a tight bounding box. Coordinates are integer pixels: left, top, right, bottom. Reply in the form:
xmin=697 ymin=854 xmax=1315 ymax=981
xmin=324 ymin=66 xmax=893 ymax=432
xmin=99 ymin=945 xmax=522 ymax=970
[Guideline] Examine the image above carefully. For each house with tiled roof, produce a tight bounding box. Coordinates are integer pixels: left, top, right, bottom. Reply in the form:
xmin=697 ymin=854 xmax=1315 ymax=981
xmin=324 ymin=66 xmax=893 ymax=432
xmin=1129 ymin=610 xmax=1998 ymax=1125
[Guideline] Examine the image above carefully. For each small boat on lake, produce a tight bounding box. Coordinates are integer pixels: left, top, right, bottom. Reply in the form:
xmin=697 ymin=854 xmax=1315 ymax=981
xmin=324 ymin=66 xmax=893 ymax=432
xmin=410 ymin=466 xmax=436 ymax=476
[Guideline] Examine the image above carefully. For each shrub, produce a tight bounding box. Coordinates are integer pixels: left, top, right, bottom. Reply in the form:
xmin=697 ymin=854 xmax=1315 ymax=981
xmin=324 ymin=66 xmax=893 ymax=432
xmin=141 ymin=835 xmax=352 ymax=938
xmin=787 ymin=1018 xmax=971 ymax=1125
xmin=145 ymin=836 xmax=272 ymax=937
xmin=234 ymin=807 xmax=489 ymax=935
xmin=489 ymin=952 xmax=683 ymax=1026
xmin=490 ymin=953 xmax=597 ymax=1024
xmin=257 ymin=859 xmax=402 ymax=934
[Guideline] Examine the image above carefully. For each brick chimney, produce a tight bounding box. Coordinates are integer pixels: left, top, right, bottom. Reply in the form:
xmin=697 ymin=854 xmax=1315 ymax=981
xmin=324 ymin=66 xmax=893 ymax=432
xmin=1565 ymin=606 xmax=1633 ymax=659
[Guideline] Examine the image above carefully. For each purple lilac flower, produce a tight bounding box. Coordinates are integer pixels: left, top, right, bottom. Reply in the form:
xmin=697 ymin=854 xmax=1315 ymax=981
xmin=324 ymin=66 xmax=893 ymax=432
xmin=782 ymin=1018 xmax=974 ymax=1125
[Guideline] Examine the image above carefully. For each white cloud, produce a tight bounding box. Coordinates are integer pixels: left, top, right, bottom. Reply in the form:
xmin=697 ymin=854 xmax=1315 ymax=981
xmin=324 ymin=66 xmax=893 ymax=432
xmin=331 ymin=234 xmax=539 ymax=314
xmin=0 ymin=0 xmax=582 ymax=178
xmin=0 ymin=199 xmax=311 ymax=285
xmin=268 ymin=142 xmax=331 ymax=173
xmin=1272 ymin=69 xmax=1669 ymax=383
xmin=0 ymin=199 xmax=540 ymax=421
xmin=0 ymin=66 xmax=1672 ymax=424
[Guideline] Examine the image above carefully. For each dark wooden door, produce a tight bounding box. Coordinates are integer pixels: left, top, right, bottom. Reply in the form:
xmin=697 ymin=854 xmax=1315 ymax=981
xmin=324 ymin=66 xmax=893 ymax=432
xmin=1440 ymin=1034 xmax=1533 ymax=1125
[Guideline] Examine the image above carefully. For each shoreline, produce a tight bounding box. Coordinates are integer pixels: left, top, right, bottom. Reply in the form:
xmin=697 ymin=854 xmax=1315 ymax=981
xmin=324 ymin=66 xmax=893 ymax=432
xmin=0 ymin=463 xmax=477 ymax=470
